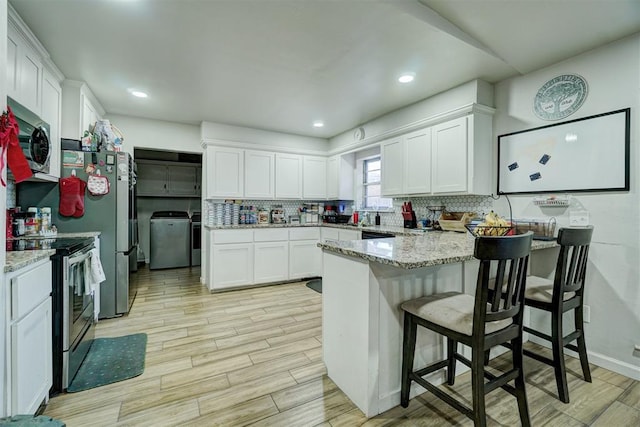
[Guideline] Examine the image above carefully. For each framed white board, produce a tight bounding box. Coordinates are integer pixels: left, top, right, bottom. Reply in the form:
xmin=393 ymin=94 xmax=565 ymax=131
xmin=498 ymin=108 xmax=630 ymax=194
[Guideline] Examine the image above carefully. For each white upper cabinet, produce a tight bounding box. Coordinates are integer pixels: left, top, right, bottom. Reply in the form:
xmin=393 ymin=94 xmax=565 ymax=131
xmin=432 ymin=117 xmax=468 ymax=193
xmin=404 ymin=128 xmax=432 ymax=195
xmin=275 ymin=153 xmax=302 ymax=199
xmin=431 ymin=114 xmax=492 ymax=195
xmin=7 ymin=23 xmax=42 ymax=116
xmin=381 ymin=136 xmax=406 ymax=196
xmin=61 ymin=80 xmax=105 ymax=140
xmin=206 ymin=146 xmax=244 ymax=198
xmin=244 ymin=150 xmax=275 ymax=199
xmin=302 ymin=156 xmax=327 ymax=199
xmin=381 ymin=129 xmax=431 ymax=197
xmin=381 ymin=113 xmax=492 ymax=197
xmin=326 ymin=153 xmax=354 ymax=200
xmin=41 ymin=69 xmax=62 ymax=179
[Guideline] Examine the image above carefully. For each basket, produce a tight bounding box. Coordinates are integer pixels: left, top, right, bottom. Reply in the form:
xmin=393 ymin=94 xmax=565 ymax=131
xmin=513 ymin=217 xmax=556 ymax=240
xmin=465 ymin=224 xmax=514 ymax=237
xmin=439 ymin=212 xmax=476 ymax=233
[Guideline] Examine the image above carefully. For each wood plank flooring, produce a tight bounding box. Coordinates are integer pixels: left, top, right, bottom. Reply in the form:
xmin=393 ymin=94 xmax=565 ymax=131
xmin=43 ymin=266 xmax=640 ymax=426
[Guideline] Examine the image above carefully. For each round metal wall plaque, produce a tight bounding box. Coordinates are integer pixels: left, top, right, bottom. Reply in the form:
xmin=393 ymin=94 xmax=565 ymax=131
xmin=533 ymin=74 xmax=588 ymax=120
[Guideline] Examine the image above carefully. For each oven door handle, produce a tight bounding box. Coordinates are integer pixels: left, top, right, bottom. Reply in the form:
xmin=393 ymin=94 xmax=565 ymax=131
xmin=68 ymin=248 xmax=94 ymax=267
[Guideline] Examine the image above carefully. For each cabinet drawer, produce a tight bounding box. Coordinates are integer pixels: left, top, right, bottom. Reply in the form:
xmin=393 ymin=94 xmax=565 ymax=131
xmin=289 ymin=227 xmax=320 ymax=241
xmin=254 ymin=228 xmax=289 ymax=242
xmin=213 ymin=229 xmax=254 ymax=244
xmin=11 ymin=260 xmax=52 ymax=321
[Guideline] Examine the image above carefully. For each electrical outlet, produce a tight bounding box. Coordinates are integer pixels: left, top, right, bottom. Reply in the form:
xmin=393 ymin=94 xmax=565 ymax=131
xmin=583 ymin=305 xmax=590 ymax=323
xmin=569 ymin=210 xmax=589 ymax=226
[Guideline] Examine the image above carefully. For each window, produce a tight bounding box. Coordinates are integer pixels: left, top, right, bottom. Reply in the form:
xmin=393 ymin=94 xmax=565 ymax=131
xmin=363 ymin=157 xmax=392 ymax=209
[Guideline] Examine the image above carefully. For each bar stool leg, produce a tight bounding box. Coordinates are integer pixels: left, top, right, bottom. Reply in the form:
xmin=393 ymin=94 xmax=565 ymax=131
xmin=401 ymin=313 xmax=417 ymax=408
xmin=471 ymin=346 xmax=487 ymax=427
xmin=447 ymin=338 xmax=457 ymax=385
xmin=551 ymin=311 xmax=570 ymax=403
xmin=512 ymin=337 xmax=531 ymax=427
xmin=574 ymin=306 xmax=592 ymax=382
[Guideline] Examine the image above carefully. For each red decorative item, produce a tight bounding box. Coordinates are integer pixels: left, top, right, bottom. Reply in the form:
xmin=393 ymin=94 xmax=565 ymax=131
xmin=59 ymin=175 xmax=87 ymax=217
xmin=0 ymin=106 xmax=34 ymax=185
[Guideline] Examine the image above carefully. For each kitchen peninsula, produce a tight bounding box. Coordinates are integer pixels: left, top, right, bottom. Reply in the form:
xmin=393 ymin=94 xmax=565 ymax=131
xmin=318 ymin=232 xmax=557 ymax=417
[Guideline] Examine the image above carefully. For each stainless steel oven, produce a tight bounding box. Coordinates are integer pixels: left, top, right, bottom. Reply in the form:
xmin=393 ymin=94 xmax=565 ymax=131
xmin=62 ymin=243 xmax=96 ymax=389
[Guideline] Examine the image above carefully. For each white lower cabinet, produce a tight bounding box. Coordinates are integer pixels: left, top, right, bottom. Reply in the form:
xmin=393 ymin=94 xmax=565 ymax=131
xmin=3 ymin=259 xmax=52 ymax=416
xmin=254 ymin=242 xmax=289 ymax=283
xmin=212 ymin=243 xmax=254 ymax=289
xmin=289 ymin=240 xmax=322 ymax=279
xmin=12 ymin=298 xmax=52 ymax=415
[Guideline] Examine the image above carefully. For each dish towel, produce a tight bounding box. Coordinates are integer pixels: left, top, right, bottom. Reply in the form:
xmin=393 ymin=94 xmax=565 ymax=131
xmin=90 ymin=248 xmax=106 ymax=320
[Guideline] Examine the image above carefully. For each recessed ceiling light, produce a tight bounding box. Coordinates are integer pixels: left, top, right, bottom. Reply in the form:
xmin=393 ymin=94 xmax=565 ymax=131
xmin=313 ymin=121 xmax=324 ymax=128
xmin=398 ymin=73 xmax=415 ymax=83
xmin=131 ymin=90 xmax=148 ymax=98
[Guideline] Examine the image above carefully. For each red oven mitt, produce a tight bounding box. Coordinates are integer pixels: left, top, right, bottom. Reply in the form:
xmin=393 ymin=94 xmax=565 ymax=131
xmin=0 ymin=106 xmax=33 ymax=184
xmin=59 ymin=175 xmax=87 ymax=217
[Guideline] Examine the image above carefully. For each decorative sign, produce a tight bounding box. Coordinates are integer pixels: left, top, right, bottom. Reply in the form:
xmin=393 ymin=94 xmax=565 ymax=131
xmin=62 ymin=150 xmax=84 ymax=168
xmin=533 ymin=74 xmax=588 ymax=120
xmin=498 ymin=108 xmax=630 ymax=194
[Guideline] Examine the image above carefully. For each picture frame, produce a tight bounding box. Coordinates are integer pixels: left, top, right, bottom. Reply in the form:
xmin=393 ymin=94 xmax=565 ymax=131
xmin=497 ymin=108 xmax=630 ymax=194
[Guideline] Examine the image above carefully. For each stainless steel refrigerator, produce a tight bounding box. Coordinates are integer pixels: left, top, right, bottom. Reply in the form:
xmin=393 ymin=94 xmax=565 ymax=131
xmin=19 ymin=150 xmax=138 ymax=318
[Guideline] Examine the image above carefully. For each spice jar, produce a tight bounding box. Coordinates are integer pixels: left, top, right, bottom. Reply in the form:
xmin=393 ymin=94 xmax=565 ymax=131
xmin=40 ymin=207 xmax=52 ymax=232
xmin=25 ymin=208 xmax=39 ymax=235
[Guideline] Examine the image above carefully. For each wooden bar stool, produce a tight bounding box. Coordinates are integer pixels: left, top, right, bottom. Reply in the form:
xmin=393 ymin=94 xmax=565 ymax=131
xmin=400 ymin=232 xmax=533 ymax=427
xmin=522 ymin=226 xmax=594 ymax=403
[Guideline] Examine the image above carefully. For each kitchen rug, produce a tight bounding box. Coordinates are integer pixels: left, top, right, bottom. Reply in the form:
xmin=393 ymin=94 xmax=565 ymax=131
xmin=306 ymin=278 xmax=322 ymax=294
xmin=67 ymin=333 xmax=147 ymax=392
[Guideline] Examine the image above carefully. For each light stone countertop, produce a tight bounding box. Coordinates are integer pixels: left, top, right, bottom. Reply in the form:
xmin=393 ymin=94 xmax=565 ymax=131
xmin=4 ymin=250 xmax=56 ymax=273
xmin=5 ymin=231 xmax=100 ymax=273
xmin=318 ymin=231 xmax=558 ymax=269
xmin=204 ymin=222 xmax=426 ymax=236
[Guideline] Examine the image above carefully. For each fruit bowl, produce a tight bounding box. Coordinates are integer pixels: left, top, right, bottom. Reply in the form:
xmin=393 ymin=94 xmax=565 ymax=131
xmin=465 ymin=224 xmax=514 ymax=237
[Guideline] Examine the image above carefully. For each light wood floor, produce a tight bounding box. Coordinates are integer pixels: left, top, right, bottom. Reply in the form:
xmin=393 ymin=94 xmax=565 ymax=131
xmin=44 ymin=266 xmax=640 ymax=426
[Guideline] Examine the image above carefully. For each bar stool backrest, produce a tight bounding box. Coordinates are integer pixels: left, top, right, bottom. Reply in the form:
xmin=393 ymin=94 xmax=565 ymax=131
xmin=473 ymin=232 xmax=533 ymax=336
xmin=553 ymin=226 xmax=594 ymax=300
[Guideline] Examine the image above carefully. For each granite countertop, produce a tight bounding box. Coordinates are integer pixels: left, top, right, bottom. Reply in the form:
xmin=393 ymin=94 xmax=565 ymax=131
xmin=318 ymin=231 xmax=558 ymax=269
xmin=5 ymin=250 xmax=56 ymax=273
xmin=204 ymin=222 xmax=426 ymax=236
xmin=5 ymin=231 xmax=101 ymax=273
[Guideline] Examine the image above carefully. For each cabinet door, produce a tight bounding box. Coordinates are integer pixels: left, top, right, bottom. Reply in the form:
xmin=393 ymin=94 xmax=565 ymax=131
xmin=168 ymin=165 xmax=198 ymax=196
xmin=18 ymin=44 xmax=43 ymax=116
xmin=289 ymin=240 xmax=321 ymax=279
xmin=326 ymin=157 xmax=339 ymax=199
xmin=81 ymin=95 xmax=97 ymax=134
xmin=381 ymin=137 xmax=404 ymax=196
xmin=207 ymin=147 xmax=245 ymax=198
xmin=244 ymin=150 xmax=275 ymax=199
xmin=12 ymin=298 xmax=52 ymax=415
xmin=136 ymin=163 xmax=168 ymax=195
xmin=212 ymin=243 xmax=254 ymax=289
xmin=41 ymin=70 xmax=62 ymax=179
xmin=432 ymin=117 xmax=468 ymax=193
xmin=303 ymin=156 xmax=327 ymax=199
xmin=254 ymin=242 xmax=289 ymax=284
xmin=321 ymin=227 xmax=340 ymax=241
xmin=275 ymin=154 xmax=302 ymax=199
xmin=7 ymin=28 xmax=20 ymax=100
xmin=404 ymin=128 xmax=432 ymax=195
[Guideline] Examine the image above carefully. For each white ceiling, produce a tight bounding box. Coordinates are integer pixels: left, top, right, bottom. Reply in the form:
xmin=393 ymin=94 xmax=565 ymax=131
xmin=9 ymin=0 xmax=640 ymax=139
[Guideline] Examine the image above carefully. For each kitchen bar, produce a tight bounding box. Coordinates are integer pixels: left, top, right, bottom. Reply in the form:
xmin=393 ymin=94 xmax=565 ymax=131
xmin=318 ymin=232 xmax=557 ymax=417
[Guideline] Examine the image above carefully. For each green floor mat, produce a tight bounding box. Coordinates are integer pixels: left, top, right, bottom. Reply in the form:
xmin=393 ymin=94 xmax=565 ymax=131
xmin=67 ymin=333 xmax=147 ymax=393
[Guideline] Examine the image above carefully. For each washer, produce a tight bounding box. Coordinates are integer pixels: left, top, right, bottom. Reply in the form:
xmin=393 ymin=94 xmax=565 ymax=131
xmin=149 ymin=211 xmax=191 ymax=270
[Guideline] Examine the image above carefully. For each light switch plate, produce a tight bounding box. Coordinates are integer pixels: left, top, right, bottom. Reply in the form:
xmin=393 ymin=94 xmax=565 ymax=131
xmin=569 ymin=210 xmax=589 ymax=226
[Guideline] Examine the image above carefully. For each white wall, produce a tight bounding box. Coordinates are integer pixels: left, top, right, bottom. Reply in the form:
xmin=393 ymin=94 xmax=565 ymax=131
xmin=104 ymin=114 xmax=202 ymax=156
xmin=328 ymin=79 xmax=494 ymax=153
xmin=493 ymin=34 xmax=640 ymax=378
xmin=201 ymin=121 xmax=329 ymax=154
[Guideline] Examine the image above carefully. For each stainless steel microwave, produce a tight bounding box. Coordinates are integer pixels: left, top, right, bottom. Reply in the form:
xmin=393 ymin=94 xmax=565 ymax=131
xmin=7 ymin=97 xmax=51 ymax=174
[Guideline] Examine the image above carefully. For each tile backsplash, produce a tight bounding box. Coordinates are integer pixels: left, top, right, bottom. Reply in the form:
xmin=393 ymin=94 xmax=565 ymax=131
xmin=379 ymin=195 xmax=495 ymax=227
xmin=6 ymin=179 xmax=17 ymax=209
